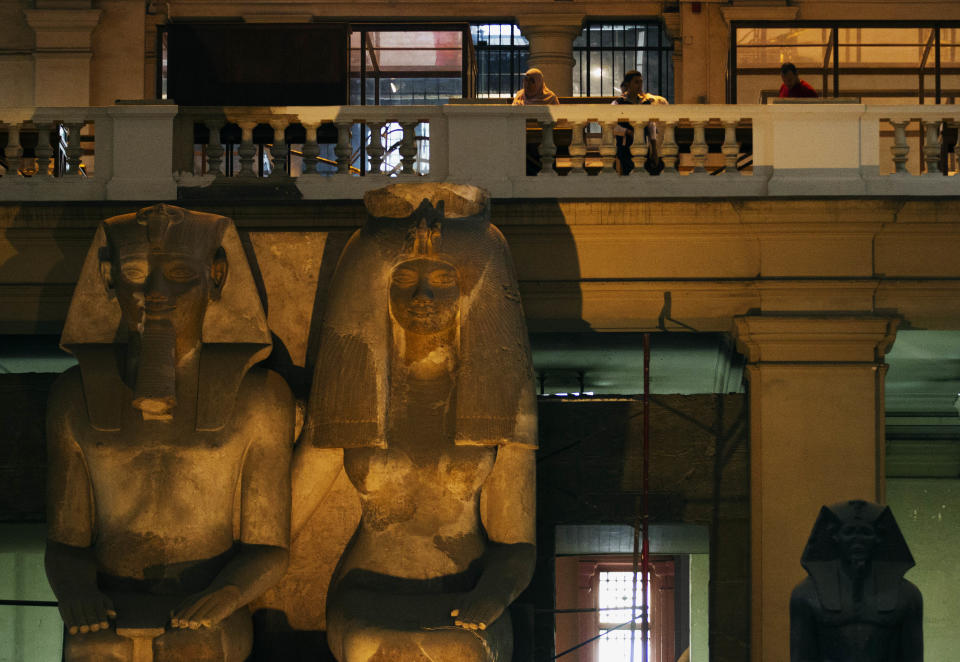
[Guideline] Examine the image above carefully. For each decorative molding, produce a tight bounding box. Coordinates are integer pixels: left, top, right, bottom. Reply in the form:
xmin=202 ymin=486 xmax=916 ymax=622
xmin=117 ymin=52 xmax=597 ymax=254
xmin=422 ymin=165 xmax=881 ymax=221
xmin=23 ymin=9 xmax=102 ymax=51
xmin=732 ymin=315 xmax=899 ymax=363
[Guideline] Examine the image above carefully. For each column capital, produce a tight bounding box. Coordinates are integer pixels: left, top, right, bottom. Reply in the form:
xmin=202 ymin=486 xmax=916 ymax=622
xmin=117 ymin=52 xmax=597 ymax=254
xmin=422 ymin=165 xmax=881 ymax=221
xmin=24 ymin=8 xmax=102 ymax=51
xmin=732 ymin=315 xmax=899 ymax=364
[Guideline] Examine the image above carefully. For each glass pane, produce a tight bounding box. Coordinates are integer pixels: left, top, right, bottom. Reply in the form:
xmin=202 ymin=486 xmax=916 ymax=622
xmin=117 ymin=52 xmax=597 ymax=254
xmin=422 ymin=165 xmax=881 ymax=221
xmin=597 ymin=571 xmax=651 ymax=625
xmin=366 ymin=31 xmax=462 ymax=73
xmin=838 ymin=28 xmax=931 ymax=67
xmin=736 ymin=27 xmax=830 ymax=68
xmin=598 ymin=628 xmax=650 ymax=662
xmin=943 ymin=27 xmax=960 ymax=65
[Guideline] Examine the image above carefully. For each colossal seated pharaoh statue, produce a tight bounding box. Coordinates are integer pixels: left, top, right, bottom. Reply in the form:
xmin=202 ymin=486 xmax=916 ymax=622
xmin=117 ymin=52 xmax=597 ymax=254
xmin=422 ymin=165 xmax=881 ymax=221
xmin=45 ymin=204 xmax=294 ymax=661
xmin=293 ymin=183 xmax=537 ymax=662
xmin=791 ymin=500 xmax=923 ymax=662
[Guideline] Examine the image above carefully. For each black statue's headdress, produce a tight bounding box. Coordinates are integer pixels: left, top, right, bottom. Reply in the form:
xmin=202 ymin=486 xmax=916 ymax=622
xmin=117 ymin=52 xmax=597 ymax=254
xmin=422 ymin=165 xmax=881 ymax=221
xmin=800 ymin=499 xmax=914 ymax=611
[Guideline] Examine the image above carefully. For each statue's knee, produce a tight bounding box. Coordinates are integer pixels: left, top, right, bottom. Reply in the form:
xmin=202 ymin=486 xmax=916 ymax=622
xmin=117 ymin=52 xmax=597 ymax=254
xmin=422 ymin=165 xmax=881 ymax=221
xmin=64 ymin=629 xmax=132 ymax=662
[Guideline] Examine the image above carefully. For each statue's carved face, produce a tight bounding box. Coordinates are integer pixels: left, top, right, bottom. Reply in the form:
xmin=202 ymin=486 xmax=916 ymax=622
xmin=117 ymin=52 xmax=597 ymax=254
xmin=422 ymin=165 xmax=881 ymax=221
xmin=389 ymin=258 xmax=460 ymax=335
xmin=112 ymin=249 xmax=218 ymax=346
xmin=834 ymin=521 xmax=880 ymax=566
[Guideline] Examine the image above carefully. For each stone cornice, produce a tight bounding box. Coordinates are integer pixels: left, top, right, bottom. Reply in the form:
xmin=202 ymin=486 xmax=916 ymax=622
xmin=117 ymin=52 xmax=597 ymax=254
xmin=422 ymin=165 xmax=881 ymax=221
xmin=23 ymin=8 xmax=102 ymax=51
xmin=733 ymin=315 xmax=899 ymax=364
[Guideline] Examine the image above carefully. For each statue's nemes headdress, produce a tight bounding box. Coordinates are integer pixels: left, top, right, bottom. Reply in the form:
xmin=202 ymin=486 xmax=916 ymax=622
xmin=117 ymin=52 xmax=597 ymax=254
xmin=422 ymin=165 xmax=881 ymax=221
xmin=303 ymin=183 xmax=537 ymax=450
xmin=61 ymin=204 xmax=272 ymax=431
xmin=800 ymin=499 xmax=915 ymax=611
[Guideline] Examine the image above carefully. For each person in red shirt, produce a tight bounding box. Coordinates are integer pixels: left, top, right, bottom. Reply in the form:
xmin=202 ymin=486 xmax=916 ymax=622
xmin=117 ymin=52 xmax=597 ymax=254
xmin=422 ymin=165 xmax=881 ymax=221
xmin=779 ymin=62 xmax=818 ymax=98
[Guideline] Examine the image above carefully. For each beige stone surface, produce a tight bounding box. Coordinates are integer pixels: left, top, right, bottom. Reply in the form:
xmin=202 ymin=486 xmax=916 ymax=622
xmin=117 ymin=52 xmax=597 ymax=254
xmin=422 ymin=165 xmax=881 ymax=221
xmin=247 ymin=231 xmax=331 ymax=369
xmin=90 ymin=0 xmax=145 ymax=105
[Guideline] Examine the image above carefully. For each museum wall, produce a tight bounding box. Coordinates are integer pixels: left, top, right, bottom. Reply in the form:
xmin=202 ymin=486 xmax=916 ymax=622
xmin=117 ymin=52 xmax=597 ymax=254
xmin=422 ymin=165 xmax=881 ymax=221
xmin=887 ymin=478 xmax=960 ymax=662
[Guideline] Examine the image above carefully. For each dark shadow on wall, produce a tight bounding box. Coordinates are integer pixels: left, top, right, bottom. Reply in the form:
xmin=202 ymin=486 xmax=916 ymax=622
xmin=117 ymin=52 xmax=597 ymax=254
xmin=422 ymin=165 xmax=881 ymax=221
xmin=238 ymin=224 xmax=353 ymax=400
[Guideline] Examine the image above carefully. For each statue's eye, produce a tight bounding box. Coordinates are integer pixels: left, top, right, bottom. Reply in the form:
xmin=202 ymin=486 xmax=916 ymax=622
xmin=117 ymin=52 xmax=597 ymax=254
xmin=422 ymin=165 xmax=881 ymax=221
xmin=428 ymin=269 xmax=457 ymax=287
xmin=392 ymin=268 xmax=419 ymax=287
xmin=120 ymin=263 xmax=147 ymax=284
xmin=165 ymin=262 xmax=199 ymax=282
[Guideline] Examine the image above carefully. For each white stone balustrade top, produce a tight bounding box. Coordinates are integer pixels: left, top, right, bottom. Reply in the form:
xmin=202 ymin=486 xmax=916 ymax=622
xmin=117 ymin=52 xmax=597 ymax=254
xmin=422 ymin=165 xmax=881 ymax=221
xmin=0 ymin=103 xmax=958 ymax=201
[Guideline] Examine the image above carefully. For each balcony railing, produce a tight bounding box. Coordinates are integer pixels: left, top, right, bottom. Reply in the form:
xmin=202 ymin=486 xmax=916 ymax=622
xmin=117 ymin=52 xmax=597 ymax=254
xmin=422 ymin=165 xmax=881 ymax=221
xmin=1 ymin=103 xmax=958 ymax=201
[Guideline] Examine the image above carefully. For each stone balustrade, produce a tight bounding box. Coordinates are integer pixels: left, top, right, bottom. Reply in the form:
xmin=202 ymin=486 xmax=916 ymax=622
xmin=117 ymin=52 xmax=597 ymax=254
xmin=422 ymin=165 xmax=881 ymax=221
xmin=0 ymin=103 xmax=958 ymax=201
xmin=0 ymin=104 xmax=178 ymax=201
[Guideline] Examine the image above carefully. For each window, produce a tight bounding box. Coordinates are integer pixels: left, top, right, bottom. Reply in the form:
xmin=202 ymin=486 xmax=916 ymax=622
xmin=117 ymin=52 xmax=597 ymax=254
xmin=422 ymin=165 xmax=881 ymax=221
xmin=597 ymin=570 xmax=652 ymax=662
xmin=471 ymin=24 xmax=529 ymax=98
xmin=349 ymin=26 xmax=473 ymax=105
xmin=731 ymin=21 xmax=960 ymax=104
xmin=555 ymin=556 xmax=678 ymax=662
xmin=573 ymin=23 xmax=674 ymax=100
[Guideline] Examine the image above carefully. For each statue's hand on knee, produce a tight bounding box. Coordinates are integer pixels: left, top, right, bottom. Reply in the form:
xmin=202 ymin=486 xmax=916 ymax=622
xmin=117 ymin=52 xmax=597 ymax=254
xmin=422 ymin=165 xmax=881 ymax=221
xmin=170 ymin=585 xmax=242 ymax=630
xmin=59 ymin=591 xmax=117 ymax=635
xmin=450 ymin=593 xmax=506 ymax=632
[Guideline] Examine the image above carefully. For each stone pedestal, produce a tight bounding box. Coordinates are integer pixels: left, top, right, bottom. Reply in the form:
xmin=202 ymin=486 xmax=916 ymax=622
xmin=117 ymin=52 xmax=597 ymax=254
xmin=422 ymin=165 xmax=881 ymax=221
xmin=733 ymin=315 xmax=898 ymax=662
xmin=516 ymin=15 xmax=582 ymax=98
xmin=24 ymin=3 xmax=101 ymax=106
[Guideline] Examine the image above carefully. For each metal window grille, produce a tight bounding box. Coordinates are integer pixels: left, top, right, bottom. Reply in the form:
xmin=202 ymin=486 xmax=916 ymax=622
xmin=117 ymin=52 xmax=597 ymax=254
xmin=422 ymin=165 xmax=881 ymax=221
xmin=598 ymin=571 xmax=652 ymax=662
xmin=471 ymin=24 xmax=529 ymax=98
xmin=574 ymin=22 xmax=675 ymax=100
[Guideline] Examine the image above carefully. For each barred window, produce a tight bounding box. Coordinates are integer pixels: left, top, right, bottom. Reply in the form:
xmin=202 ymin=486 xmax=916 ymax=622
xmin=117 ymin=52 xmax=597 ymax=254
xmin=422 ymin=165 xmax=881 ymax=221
xmin=574 ymin=22 xmax=674 ymax=100
xmin=471 ymin=24 xmax=529 ymax=98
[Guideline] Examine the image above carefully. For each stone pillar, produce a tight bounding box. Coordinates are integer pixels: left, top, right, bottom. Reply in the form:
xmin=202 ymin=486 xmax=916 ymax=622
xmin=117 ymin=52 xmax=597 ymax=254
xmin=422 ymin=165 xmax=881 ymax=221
xmin=516 ymin=14 xmax=583 ymax=98
xmin=733 ymin=315 xmax=898 ymax=662
xmin=24 ymin=1 xmax=102 ymax=106
xmin=662 ymin=11 xmax=683 ymax=102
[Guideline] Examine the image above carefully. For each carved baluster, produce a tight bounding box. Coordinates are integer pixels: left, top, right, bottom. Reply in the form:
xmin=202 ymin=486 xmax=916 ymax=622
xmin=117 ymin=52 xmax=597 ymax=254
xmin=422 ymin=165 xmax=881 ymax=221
xmin=660 ymin=121 xmax=679 ymax=175
xmin=922 ymin=120 xmax=940 ymax=176
xmin=398 ymin=121 xmax=418 ymax=175
xmin=889 ymin=119 xmax=910 ymax=175
xmin=568 ymin=121 xmax=587 ymax=176
xmin=721 ymin=120 xmax=741 ymax=174
xmin=690 ymin=121 xmax=708 ymax=173
xmin=538 ymin=120 xmax=557 ymax=176
xmin=204 ymin=120 xmax=224 ymax=176
xmin=334 ymin=121 xmax=352 ymax=175
xmin=34 ymin=123 xmax=53 ymax=177
xmin=629 ymin=127 xmax=649 ymax=176
xmin=64 ymin=121 xmax=84 ymax=176
xmin=300 ymin=122 xmax=320 ymax=175
xmin=236 ymin=121 xmax=258 ymax=177
xmin=268 ymin=119 xmax=288 ymax=177
xmin=598 ymin=121 xmax=616 ymax=175
xmin=366 ymin=121 xmax=385 ymax=175
xmin=4 ymin=123 xmax=22 ymax=176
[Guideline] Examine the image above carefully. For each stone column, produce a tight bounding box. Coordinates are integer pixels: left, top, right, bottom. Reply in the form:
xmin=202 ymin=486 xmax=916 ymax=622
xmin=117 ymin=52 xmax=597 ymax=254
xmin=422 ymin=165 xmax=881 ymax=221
xmin=24 ymin=1 xmax=102 ymax=106
xmin=516 ymin=14 xmax=583 ymax=98
xmin=733 ymin=315 xmax=898 ymax=662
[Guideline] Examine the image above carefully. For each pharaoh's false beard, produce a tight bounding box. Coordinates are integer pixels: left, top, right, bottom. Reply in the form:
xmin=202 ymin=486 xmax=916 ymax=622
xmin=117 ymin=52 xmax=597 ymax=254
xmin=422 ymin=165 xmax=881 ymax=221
xmin=132 ymin=316 xmax=177 ymax=421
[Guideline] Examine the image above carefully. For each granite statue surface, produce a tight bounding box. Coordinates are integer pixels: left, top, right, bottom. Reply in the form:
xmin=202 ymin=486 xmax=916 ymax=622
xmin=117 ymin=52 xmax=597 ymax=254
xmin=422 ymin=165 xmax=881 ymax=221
xmin=45 ymin=204 xmax=294 ymax=661
xmin=791 ymin=499 xmax=923 ymax=662
xmin=293 ymin=183 xmax=537 ymax=662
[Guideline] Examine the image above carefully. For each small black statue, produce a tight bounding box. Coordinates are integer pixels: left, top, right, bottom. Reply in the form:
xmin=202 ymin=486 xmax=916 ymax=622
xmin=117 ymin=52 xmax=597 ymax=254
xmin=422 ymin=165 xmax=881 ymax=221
xmin=790 ymin=500 xmax=922 ymax=662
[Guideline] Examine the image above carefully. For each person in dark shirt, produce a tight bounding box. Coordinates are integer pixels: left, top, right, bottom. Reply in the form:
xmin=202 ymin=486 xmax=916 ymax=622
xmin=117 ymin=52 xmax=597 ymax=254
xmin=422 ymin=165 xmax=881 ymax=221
xmin=779 ymin=62 xmax=818 ymax=98
xmin=612 ymin=70 xmax=668 ymax=175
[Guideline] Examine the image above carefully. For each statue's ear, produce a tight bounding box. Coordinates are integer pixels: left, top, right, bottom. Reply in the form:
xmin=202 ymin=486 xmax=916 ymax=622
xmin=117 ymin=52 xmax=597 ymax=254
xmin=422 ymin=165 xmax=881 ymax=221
xmin=98 ymin=245 xmax=115 ymax=298
xmin=210 ymin=246 xmax=228 ymax=301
